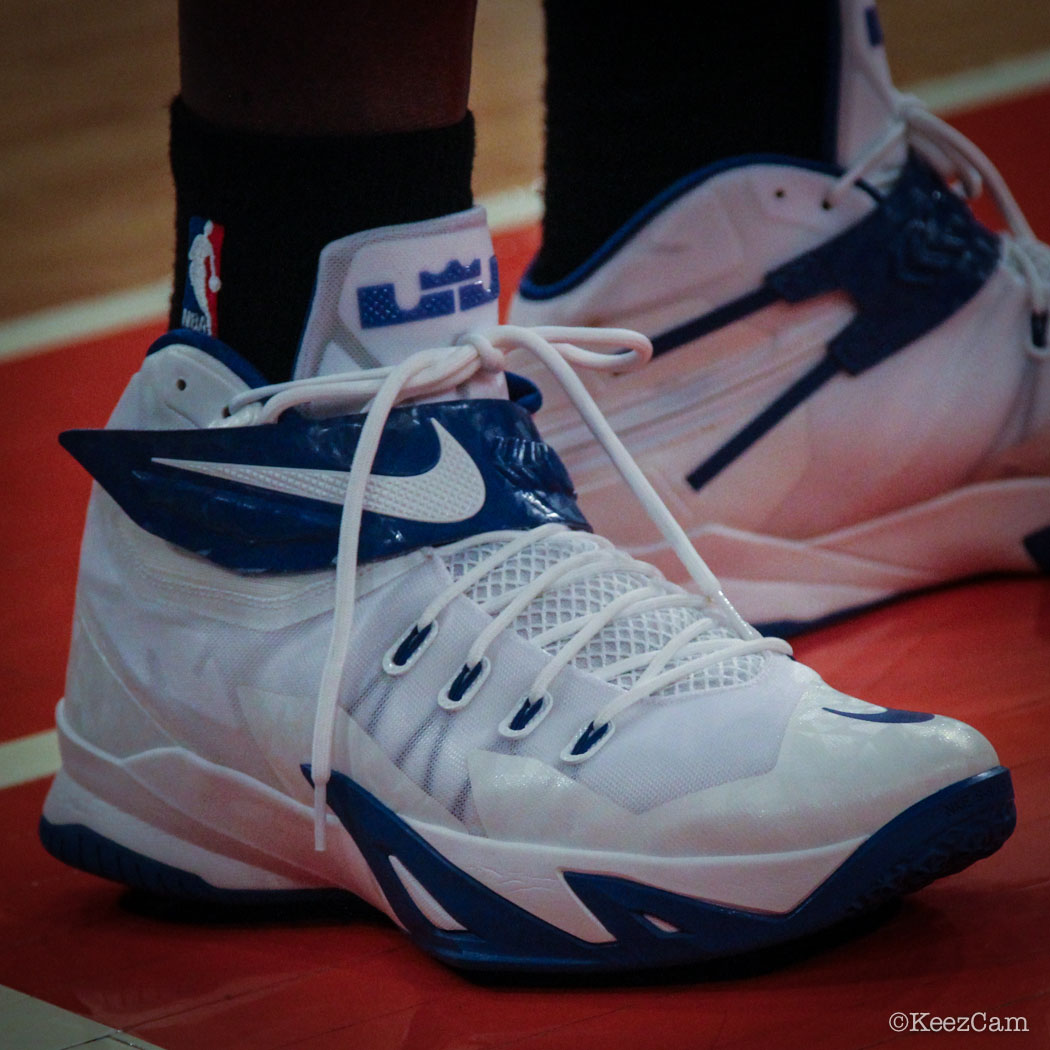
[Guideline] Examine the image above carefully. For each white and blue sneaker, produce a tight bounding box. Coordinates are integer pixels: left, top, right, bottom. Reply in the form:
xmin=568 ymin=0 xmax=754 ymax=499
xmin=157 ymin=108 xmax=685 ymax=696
xmin=511 ymin=0 xmax=1050 ymax=634
xmin=41 ymin=207 xmax=1015 ymax=972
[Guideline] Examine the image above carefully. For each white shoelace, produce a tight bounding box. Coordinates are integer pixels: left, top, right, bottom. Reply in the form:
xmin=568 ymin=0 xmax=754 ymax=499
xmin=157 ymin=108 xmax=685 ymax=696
xmin=825 ymin=90 xmax=1050 ymax=360
xmin=223 ymin=325 xmax=790 ymax=848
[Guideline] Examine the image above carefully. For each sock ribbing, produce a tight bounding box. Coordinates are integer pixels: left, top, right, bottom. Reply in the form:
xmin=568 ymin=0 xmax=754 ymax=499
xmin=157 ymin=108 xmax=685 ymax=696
xmin=169 ymin=99 xmax=475 ymax=380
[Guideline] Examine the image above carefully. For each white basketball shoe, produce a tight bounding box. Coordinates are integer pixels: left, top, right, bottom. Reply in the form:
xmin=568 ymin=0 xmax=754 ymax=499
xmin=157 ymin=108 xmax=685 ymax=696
xmin=510 ymin=0 xmax=1050 ymax=633
xmin=41 ymin=207 xmax=1014 ymax=972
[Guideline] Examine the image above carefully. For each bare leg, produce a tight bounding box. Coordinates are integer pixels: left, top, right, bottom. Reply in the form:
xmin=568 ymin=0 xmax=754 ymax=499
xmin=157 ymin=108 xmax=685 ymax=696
xmin=178 ymin=0 xmax=477 ymax=134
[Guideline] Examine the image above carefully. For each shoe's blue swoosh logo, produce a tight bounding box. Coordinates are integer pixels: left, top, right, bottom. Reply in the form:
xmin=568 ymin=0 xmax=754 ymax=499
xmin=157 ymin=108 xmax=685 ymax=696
xmin=823 ymin=706 xmax=935 ymax=724
xmin=152 ymin=420 xmax=485 ymax=524
xmin=60 ymin=397 xmax=590 ymax=573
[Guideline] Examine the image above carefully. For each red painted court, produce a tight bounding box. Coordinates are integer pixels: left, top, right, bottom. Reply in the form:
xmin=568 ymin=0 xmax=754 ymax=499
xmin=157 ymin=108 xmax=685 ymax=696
xmin=0 ymin=90 xmax=1048 ymax=1049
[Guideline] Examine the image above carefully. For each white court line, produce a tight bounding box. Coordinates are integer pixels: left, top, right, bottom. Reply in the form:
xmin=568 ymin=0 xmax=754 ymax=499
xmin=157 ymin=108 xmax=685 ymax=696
xmin=3 ymin=52 xmax=1050 ymax=790
xmin=0 ymin=728 xmax=60 ymax=789
xmin=0 ymin=983 xmax=167 ymax=1049
xmin=483 ymin=181 xmax=545 ymax=232
xmin=908 ymin=47 xmax=1050 ymax=116
xmin=2 ymin=51 xmax=1050 ymax=367
xmin=0 ymin=185 xmax=544 ymax=366
xmin=3 ymin=36 xmax=1050 ymax=368
xmin=0 ymin=278 xmax=172 ymax=363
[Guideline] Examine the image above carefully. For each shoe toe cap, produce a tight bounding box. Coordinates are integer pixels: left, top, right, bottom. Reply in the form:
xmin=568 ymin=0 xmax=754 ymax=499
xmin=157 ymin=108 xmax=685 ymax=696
xmin=750 ymin=681 xmax=1000 ymax=844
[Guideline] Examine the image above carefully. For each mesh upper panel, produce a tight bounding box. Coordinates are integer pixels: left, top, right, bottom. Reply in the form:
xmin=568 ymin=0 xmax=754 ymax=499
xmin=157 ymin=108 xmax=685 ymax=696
xmin=440 ymin=532 xmax=763 ymax=697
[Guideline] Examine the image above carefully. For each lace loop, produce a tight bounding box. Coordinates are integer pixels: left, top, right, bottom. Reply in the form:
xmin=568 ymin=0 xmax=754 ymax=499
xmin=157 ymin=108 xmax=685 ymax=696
xmin=459 ymin=329 xmax=506 ymax=372
xmin=1029 ymin=311 xmax=1049 ymax=359
xmin=499 ymin=693 xmax=553 ymax=739
xmin=438 ymin=657 xmax=491 ymax=711
xmin=561 ymin=721 xmax=614 ymax=764
xmin=382 ymin=620 xmax=437 ymax=675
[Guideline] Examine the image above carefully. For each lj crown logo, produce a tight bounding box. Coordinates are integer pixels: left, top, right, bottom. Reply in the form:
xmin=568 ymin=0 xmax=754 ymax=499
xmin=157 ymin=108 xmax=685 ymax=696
xmin=357 ymin=256 xmax=499 ymax=329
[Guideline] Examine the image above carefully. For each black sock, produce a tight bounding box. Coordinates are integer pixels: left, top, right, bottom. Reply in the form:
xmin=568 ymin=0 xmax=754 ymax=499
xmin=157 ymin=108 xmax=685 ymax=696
xmin=532 ymin=0 xmax=837 ymax=285
xmin=169 ymin=99 xmax=475 ymax=381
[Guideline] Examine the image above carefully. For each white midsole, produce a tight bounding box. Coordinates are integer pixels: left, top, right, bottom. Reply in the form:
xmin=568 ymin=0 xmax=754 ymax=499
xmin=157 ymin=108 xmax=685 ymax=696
xmin=46 ymin=700 xmax=388 ymax=910
xmin=409 ymin=819 xmax=864 ymax=942
xmin=46 ymin=699 xmax=869 ymax=944
xmin=624 ymin=477 xmax=1050 ymax=624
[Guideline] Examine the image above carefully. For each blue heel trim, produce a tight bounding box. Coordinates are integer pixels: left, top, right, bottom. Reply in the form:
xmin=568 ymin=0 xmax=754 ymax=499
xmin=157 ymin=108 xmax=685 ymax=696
xmin=316 ymin=765 xmax=1015 ymax=973
xmin=38 ymin=817 xmax=347 ymax=907
xmin=1023 ymin=525 xmax=1050 ymax=572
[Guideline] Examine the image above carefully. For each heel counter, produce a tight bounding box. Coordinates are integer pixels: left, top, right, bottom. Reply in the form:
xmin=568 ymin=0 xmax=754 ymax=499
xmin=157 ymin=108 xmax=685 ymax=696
xmin=63 ymin=604 xmax=178 ymax=756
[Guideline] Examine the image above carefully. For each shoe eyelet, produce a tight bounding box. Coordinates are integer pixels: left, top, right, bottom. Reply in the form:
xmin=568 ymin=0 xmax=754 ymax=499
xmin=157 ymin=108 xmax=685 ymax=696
xmin=498 ymin=693 xmax=553 ymax=739
xmin=560 ymin=720 xmax=614 ymax=764
xmin=438 ymin=656 xmax=491 ymax=711
xmin=383 ymin=621 xmax=437 ymax=676
xmin=175 ymin=378 xmax=187 ymax=391
xmin=1028 ymin=311 xmax=1049 ymax=358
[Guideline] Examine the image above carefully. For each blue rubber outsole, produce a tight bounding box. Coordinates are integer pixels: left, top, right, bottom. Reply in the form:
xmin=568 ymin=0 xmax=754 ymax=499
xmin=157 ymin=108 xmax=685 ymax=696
xmin=40 ymin=764 xmax=1015 ymax=973
xmin=321 ymin=765 xmax=1015 ymax=972
xmin=36 ymin=816 xmax=351 ymax=908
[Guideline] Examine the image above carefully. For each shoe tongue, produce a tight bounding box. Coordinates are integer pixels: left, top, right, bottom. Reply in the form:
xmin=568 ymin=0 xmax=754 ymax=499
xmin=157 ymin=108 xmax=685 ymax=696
xmin=293 ymin=207 xmax=501 ymax=381
xmin=831 ymin=0 xmax=905 ymax=177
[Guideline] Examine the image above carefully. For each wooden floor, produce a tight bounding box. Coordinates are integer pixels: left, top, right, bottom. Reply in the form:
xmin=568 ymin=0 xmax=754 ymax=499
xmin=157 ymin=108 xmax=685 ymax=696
xmin=1 ymin=4 xmax=1049 ymax=1049
xmin=3 ymin=0 xmax=1050 ymax=319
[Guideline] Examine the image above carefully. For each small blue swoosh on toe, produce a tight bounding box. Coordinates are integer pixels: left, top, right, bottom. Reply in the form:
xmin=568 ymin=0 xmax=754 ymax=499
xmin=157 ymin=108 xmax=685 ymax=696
xmin=823 ymin=706 xmax=935 ymax=723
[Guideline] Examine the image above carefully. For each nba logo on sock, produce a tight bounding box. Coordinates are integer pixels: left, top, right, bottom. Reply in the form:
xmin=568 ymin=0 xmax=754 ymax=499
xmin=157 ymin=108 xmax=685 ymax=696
xmin=181 ymin=217 xmax=224 ymax=335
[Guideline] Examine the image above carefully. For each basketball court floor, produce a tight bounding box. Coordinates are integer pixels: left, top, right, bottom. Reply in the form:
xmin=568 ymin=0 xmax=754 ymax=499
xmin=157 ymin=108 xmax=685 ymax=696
xmin=1 ymin=4 xmax=1048 ymax=1047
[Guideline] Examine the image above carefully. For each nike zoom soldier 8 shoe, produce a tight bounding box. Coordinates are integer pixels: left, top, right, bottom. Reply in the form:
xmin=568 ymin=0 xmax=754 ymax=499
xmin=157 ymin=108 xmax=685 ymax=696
xmin=510 ymin=0 xmax=1050 ymax=633
xmin=41 ymin=208 xmax=1015 ymax=972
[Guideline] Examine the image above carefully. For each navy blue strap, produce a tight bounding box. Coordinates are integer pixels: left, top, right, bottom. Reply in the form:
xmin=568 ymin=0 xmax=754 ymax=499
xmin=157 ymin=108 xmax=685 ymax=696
xmin=765 ymin=153 xmax=1000 ymax=375
xmin=652 ymin=287 xmax=779 ymax=358
xmin=61 ymin=399 xmax=589 ymax=572
xmin=686 ymin=357 xmax=838 ymax=489
xmin=1024 ymin=525 xmax=1050 ymax=572
xmin=684 ymin=154 xmax=1000 ymax=490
